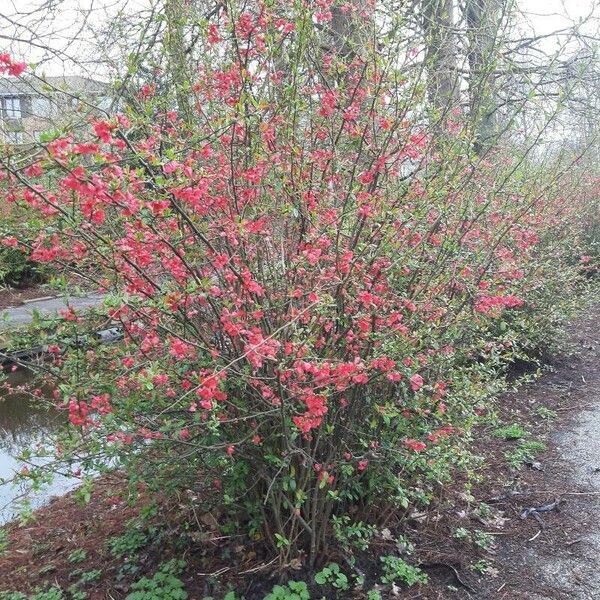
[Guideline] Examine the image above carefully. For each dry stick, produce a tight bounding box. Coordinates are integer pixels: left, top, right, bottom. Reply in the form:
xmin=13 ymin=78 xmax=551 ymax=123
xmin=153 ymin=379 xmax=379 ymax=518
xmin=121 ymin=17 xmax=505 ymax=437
xmin=535 ymin=491 xmax=600 ymax=496
xmin=555 ymin=404 xmax=596 ymax=412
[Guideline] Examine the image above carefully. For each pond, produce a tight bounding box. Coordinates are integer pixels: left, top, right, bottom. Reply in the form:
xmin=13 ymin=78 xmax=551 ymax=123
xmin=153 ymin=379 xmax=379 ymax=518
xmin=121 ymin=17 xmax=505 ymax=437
xmin=0 ymin=368 xmax=79 ymax=524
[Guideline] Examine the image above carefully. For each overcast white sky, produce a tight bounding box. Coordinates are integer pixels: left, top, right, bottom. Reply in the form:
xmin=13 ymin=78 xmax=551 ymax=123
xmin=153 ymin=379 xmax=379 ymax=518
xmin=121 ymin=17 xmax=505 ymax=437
xmin=519 ymin=0 xmax=597 ymax=40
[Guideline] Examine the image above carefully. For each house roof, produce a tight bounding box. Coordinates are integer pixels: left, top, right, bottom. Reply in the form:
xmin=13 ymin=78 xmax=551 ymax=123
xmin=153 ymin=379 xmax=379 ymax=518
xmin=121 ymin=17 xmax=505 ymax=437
xmin=0 ymin=75 xmax=108 ymax=97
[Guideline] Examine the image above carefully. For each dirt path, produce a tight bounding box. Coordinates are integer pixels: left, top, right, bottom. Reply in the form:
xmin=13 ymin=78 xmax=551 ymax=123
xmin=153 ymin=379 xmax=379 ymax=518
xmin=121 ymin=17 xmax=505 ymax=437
xmin=474 ymin=306 xmax=600 ymax=599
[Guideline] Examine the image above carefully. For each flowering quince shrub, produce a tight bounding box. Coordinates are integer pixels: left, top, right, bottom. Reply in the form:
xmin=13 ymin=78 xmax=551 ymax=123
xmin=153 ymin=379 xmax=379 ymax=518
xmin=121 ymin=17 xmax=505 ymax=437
xmin=1 ymin=1 xmax=598 ymax=567
xmin=0 ymin=201 xmax=49 ymax=286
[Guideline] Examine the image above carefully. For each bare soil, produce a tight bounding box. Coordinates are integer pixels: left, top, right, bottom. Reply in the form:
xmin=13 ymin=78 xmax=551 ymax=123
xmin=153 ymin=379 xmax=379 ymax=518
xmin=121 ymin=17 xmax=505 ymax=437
xmin=0 ymin=474 xmax=149 ymax=598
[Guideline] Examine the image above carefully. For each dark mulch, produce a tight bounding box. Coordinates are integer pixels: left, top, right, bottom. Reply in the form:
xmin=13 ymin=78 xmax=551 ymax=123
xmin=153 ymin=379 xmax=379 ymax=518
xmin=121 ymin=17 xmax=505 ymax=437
xmin=0 ymin=473 xmax=148 ymax=598
xmin=0 ymin=273 xmax=97 ymax=311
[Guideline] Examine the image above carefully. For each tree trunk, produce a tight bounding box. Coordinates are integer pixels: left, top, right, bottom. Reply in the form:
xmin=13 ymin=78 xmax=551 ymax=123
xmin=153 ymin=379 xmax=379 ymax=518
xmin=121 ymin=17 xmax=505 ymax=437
xmin=465 ymin=0 xmax=506 ymax=153
xmin=422 ymin=0 xmax=460 ymax=119
xmin=329 ymin=0 xmax=370 ymax=60
xmin=165 ymin=0 xmax=193 ymax=125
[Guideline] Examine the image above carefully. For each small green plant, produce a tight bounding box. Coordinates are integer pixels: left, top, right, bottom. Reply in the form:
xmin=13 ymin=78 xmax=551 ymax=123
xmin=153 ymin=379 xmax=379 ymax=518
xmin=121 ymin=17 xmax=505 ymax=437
xmin=108 ymin=527 xmax=149 ymax=559
xmin=67 ymin=587 xmax=87 ymax=600
xmin=473 ymin=530 xmax=494 ymax=551
xmin=117 ymin=562 xmax=141 ymax=581
xmin=506 ymin=440 xmax=546 ymax=469
xmin=380 ymin=556 xmax=428 ymax=586
xmin=274 ymin=533 xmax=291 ymax=549
xmin=472 ymin=559 xmax=493 ymax=574
xmin=73 ymin=479 xmax=94 ymax=506
xmin=16 ymin=500 xmax=34 ymax=526
xmin=67 ymin=548 xmax=87 ymax=563
xmin=474 ymin=502 xmax=492 ymax=521
xmin=78 ymin=570 xmax=102 ymax=584
xmin=38 ymin=564 xmax=57 ymax=576
xmin=314 ymin=563 xmax=350 ymax=590
xmin=331 ymin=516 xmax=377 ymax=552
xmin=366 ymin=590 xmax=382 ymax=600
xmin=453 ymin=527 xmax=470 ymax=541
xmin=535 ymin=406 xmax=558 ymax=420
xmin=395 ymin=534 xmax=415 ymax=555
xmin=264 ymin=581 xmax=310 ymax=600
xmin=30 ymin=589 xmax=64 ymax=600
xmin=453 ymin=527 xmax=494 ymax=550
xmin=493 ymin=424 xmax=528 ymax=440
xmin=125 ymin=560 xmax=187 ymax=600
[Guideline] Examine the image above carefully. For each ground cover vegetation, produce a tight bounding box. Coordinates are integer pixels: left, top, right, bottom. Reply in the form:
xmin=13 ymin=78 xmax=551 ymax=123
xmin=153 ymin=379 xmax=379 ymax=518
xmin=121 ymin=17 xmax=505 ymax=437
xmin=0 ymin=0 xmax=599 ymax=597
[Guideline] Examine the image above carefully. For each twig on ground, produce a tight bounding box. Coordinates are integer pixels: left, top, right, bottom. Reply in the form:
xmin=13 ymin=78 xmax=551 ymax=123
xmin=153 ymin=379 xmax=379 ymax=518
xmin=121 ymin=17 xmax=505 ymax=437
xmin=238 ymin=557 xmax=278 ymax=574
xmin=521 ymin=498 xmax=562 ymax=537
xmin=420 ymin=562 xmax=476 ymax=593
xmin=528 ymin=529 xmax=542 ymax=542
xmin=555 ymin=404 xmax=595 ymax=412
xmin=565 ymin=538 xmax=584 ymax=546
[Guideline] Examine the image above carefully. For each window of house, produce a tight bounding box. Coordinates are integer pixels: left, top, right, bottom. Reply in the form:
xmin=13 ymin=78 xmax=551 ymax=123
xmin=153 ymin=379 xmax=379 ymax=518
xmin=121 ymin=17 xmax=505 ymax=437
xmin=6 ymin=131 xmax=24 ymax=145
xmin=4 ymin=97 xmax=22 ymax=119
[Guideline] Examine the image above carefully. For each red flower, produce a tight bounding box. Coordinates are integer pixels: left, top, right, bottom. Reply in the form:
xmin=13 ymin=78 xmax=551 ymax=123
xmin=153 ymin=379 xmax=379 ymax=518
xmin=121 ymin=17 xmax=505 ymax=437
xmin=475 ymin=294 xmax=524 ymax=316
xmin=7 ymin=62 xmax=26 ymax=76
xmin=93 ymin=120 xmax=115 ymax=143
xmin=169 ymin=337 xmax=196 ymax=359
xmin=207 ymin=23 xmax=221 ymax=44
xmin=409 ymin=374 xmax=424 ymax=391
xmin=404 ymin=439 xmax=427 ymax=452
xmin=0 ymin=55 xmax=26 ymax=77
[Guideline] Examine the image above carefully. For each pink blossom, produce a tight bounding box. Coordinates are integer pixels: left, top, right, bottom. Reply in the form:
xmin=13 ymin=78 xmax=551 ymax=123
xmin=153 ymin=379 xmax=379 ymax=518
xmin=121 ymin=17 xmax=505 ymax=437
xmin=409 ymin=374 xmax=424 ymax=391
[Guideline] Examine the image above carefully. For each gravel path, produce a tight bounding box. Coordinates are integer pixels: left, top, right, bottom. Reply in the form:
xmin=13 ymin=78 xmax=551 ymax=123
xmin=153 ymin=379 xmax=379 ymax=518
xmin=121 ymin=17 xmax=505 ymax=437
xmin=523 ymin=351 xmax=600 ymax=599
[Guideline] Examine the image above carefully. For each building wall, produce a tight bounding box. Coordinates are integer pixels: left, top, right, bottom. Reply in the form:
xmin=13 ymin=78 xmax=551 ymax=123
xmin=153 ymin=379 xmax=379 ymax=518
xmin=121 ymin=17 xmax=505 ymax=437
xmin=0 ymin=90 xmax=108 ymax=146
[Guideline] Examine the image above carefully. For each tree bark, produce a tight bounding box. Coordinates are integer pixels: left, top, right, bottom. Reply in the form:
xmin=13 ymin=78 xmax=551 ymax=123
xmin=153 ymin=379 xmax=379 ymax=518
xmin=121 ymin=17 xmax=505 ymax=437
xmin=465 ymin=0 xmax=506 ymax=153
xmin=422 ymin=0 xmax=460 ymax=119
xmin=165 ymin=0 xmax=193 ymax=125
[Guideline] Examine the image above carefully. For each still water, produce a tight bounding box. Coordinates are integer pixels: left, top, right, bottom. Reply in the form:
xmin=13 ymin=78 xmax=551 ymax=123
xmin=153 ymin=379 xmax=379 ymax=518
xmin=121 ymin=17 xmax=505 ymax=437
xmin=0 ymin=369 xmax=78 ymax=524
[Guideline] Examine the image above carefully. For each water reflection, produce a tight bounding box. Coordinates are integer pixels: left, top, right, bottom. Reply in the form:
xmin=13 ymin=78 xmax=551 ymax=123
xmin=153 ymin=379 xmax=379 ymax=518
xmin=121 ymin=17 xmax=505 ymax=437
xmin=0 ymin=368 xmax=78 ymax=524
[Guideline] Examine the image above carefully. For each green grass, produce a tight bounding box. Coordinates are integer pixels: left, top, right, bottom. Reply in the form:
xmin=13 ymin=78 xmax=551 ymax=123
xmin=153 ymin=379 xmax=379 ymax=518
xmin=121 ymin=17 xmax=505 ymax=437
xmin=506 ymin=440 xmax=546 ymax=469
xmin=493 ymin=424 xmax=529 ymax=440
